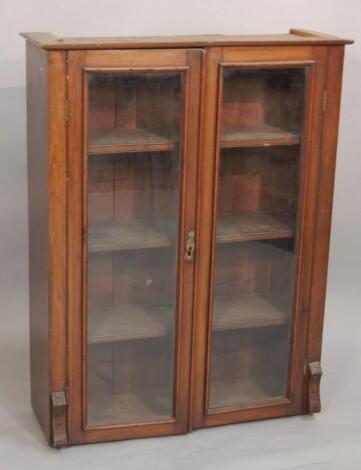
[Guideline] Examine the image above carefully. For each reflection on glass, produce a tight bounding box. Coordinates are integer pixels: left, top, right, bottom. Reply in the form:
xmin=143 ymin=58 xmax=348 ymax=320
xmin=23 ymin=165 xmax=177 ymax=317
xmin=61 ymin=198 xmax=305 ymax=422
xmin=86 ymin=72 xmax=183 ymax=426
xmin=209 ymin=68 xmax=306 ymax=411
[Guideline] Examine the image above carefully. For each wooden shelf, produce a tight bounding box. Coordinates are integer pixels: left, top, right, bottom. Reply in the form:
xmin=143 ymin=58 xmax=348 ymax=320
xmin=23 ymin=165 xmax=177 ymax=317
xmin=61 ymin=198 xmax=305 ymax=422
xmin=216 ymin=212 xmax=293 ymax=243
xmin=88 ymin=304 xmax=173 ymax=343
xmin=213 ymin=294 xmax=287 ymax=331
xmin=88 ymin=128 xmax=175 ymax=154
xmin=88 ymin=295 xmax=286 ymax=344
xmin=88 ymin=385 xmax=172 ymax=426
xmin=221 ymin=124 xmax=300 ymax=148
xmin=88 ymin=220 xmax=171 ymax=252
xmin=87 ymin=212 xmax=293 ymax=254
xmin=209 ymin=377 xmax=284 ymax=410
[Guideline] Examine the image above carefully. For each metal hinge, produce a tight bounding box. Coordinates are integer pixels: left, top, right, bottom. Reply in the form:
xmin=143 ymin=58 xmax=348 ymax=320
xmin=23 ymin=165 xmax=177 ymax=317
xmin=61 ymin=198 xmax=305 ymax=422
xmin=323 ymin=90 xmax=328 ymax=112
xmin=51 ymin=391 xmax=68 ymax=448
xmin=305 ymin=361 xmax=322 ymax=414
xmin=64 ymin=99 xmax=69 ymax=122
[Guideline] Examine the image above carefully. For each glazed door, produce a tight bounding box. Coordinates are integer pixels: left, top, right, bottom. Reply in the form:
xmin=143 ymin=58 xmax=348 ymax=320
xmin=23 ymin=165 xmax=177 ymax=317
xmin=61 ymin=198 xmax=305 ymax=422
xmin=193 ymin=46 xmax=328 ymax=427
xmin=67 ymin=49 xmax=202 ymax=444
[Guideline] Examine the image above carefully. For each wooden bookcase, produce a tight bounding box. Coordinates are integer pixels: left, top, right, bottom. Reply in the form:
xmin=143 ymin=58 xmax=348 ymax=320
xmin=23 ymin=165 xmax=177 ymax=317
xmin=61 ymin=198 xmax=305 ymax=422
xmin=22 ymin=29 xmax=352 ymax=447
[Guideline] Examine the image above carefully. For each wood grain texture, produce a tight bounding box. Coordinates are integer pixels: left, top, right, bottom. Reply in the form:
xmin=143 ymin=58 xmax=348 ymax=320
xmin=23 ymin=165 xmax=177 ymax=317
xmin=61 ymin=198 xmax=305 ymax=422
xmin=213 ymin=295 xmax=287 ymax=330
xmin=289 ymin=29 xmax=344 ymax=41
xmin=88 ymin=128 xmax=175 ymax=154
xmin=67 ymin=50 xmax=85 ymax=444
xmin=191 ymin=47 xmax=222 ymax=429
xmin=304 ymin=46 xmax=346 ymax=411
xmin=26 ymin=42 xmax=51 ymax=441
xmin=282 ymin=49 xmax=329 ymax=417
xmin=26 ymin=43 xmax=67 ymax=447
xmin=216 ymin=212 xmax=293 ymax=242
xmin=88 ymin=293 xmax=287 ymax=346
xmin=88 ymin=304 xmax=173 ymax=343
xmin=209 ymin=377 xmax=284 ymax=411
xmin=221 ymin=124 xmax=300 ymax=148
xmin=87 ymin=211 xmax=293 ymax=253
xmin=88 ymin=220 xmax=171 ymax=252
xmin=87 ymin=381 xmax=172 ymax=427
xmin=20 ymin=30 xmax=353 ymax=50
xmin=47 ymin=50 xmax=68 ymax=446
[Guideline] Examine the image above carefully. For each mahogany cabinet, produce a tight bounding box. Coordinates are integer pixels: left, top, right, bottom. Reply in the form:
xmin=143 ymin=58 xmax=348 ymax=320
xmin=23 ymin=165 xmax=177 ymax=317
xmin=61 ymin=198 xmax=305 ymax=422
xmin=22 ymin=29 xmax=352 ymax=447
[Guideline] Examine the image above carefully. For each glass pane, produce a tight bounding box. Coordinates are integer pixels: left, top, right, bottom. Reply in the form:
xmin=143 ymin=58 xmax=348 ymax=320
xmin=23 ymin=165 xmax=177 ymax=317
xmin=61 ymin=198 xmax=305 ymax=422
xmin=86 ymin=72 xmax=183 ymax=426
xmin=208 ymin=67 xmax=306 ymax=411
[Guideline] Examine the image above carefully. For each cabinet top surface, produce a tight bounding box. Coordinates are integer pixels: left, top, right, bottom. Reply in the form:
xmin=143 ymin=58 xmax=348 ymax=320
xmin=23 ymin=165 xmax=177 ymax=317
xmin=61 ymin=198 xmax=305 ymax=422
xmin=21 ymin=29 xmax=353 ymax=50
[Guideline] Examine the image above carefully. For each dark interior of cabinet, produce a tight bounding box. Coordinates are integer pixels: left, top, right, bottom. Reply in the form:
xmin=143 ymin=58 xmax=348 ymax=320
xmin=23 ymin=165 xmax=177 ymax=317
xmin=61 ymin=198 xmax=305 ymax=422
xmin=221 ymin=67 xmax=305 ymax=147
xmin=208 ymin=67 xmax=305 ymax=411
xmin=88 ymin=73 xmax=181 ymax=153
xmin=86 ymin=72 xmax=182 ymax=426
xmin=209 ymin=239 xmax=295 ymax=410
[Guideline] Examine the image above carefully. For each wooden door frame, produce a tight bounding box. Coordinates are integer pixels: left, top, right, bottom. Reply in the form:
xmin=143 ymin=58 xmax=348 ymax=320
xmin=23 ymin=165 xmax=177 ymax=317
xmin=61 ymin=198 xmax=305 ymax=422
xmin=66 ymin=48 xmax=203 ymax=445
xmin=192 ymin=45 xmax=329 ymax=429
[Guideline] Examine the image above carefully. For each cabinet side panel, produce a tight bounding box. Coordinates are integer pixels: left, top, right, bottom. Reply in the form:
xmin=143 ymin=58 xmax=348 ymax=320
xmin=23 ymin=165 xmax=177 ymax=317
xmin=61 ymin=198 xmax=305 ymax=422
xmin=306 ymin=46 xmax=345 ymax=362
xmin=26 ymin=42 xmax=50 ymax=439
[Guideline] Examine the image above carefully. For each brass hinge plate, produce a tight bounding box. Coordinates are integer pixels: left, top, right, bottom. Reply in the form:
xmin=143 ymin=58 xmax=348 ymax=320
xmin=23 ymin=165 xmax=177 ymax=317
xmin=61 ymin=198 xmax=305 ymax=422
xmin=51 ymin=391 xmax=68 ymax=448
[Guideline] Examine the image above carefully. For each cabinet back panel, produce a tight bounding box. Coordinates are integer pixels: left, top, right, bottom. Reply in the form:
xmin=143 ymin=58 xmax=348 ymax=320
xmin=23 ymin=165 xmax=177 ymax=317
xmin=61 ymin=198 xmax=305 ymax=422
xmin=222 ymin=68 xmax=305 ymax=134
xmin=88 ymin=74 xmax=181 ymax=137
xmin=218 ymin=147 xmax=299 ymax=216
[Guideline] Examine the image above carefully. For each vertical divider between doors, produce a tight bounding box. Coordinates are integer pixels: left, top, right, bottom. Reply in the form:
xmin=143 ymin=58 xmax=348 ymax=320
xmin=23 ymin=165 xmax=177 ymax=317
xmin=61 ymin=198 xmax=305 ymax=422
xmin=183 ymin=49 xmax=205 ymax=432
xmin=172 ymin=60 xmax=190 ymax=431
xmin=187 ymin=48 xmax=206 ymax=431
xmin=192 ymin=47 xmax=223 ymax=428
xmin=203 ymin=61 xmax=225 ymax=416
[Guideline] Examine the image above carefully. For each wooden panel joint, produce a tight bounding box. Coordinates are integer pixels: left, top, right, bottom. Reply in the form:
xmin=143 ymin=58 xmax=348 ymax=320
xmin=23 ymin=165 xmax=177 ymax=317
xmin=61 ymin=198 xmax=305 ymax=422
xmin=51 ymin=391 xmax=68 ymax=448
xmin=65 ymin=99 xmax=69 ymax=122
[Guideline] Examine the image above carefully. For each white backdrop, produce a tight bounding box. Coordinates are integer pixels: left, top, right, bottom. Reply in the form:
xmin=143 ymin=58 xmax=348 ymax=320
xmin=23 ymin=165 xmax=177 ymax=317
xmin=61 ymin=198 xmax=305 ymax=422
xmin=0 ymin=1 xmax=360 ymax=468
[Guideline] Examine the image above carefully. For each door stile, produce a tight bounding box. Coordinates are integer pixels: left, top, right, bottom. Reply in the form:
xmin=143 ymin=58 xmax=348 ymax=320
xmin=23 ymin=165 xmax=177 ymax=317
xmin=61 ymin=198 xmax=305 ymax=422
xmin=202 ymin=58 xmax=225 ymax=416
xmin=304 ymin=46 xmax=346 ymax=412
xmin=81 ymin=70 xmax=90 ymax=430
xmin=286 ymin=51 xmax=328 ymax=415
xmin=67 ymin=50 xmax=84 ymax=444
xmin=191 ymin=47 xmax=223 ymax=429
